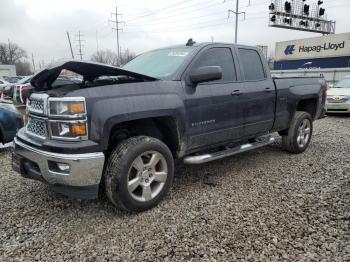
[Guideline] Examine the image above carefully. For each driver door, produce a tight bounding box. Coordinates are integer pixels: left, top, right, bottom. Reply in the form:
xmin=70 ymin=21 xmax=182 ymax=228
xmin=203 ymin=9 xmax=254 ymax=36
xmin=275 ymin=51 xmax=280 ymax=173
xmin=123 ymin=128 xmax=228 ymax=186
xmin=183 ymin=46 xmax=244 ymax=150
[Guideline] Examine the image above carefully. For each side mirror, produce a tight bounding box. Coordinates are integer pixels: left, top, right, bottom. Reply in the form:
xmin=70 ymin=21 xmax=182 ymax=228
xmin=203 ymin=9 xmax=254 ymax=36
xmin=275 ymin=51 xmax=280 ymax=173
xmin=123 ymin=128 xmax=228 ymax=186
xmin=189 ymin=66 xmax=222 ymax=84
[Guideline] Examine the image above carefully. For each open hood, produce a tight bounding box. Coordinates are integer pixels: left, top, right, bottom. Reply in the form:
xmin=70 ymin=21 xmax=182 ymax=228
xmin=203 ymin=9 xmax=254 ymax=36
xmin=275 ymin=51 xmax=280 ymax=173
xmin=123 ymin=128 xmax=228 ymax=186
xmin=30 ymin=60 xmax=158 ymax=91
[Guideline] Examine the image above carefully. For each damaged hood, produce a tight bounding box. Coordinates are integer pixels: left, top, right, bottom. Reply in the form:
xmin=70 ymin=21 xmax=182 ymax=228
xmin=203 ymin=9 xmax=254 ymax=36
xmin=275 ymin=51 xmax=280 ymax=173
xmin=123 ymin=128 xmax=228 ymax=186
xmin=30 ymin=60 xmax=158 ymax=91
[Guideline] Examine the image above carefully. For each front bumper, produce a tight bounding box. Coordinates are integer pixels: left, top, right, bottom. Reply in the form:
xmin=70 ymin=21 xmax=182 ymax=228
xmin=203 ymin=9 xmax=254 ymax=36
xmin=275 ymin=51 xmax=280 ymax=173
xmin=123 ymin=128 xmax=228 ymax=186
xmin=326 ymin=103 xmax=350 ymax=113
xmin=13 ymin=137 xmax=105 ymax=199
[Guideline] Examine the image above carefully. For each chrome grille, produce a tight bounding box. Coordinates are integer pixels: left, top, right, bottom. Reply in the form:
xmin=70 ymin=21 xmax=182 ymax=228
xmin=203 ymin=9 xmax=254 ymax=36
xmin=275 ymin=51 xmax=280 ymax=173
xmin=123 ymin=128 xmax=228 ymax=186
xmin=29 ymin=99 xmax=44 ymax=111
xmin=327 ymin=97 xmax=349 ymax=103
xmin=26 ymin=118 xmax=47 ymax=138
xmin=28 ymin=93 xmax=48 ymax=115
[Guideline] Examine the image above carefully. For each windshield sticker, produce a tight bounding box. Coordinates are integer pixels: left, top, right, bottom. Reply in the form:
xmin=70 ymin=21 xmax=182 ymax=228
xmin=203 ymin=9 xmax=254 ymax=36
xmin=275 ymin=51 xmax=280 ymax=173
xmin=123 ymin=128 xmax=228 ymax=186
xmin=168 ymin=51 xmax=189 ymax=57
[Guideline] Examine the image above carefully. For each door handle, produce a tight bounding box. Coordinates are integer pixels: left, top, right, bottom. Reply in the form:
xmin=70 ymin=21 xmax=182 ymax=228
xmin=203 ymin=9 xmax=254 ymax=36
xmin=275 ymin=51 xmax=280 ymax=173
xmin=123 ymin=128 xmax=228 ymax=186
xmin=231 ymin=90 xmax=242 ymax=96
xmin=264 ymin=87 xmax=273 ymax=92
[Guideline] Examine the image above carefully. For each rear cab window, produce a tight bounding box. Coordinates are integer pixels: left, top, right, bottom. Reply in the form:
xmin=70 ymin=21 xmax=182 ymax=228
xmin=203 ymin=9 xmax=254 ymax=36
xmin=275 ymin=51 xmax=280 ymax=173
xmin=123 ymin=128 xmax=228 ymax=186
xmin=238 ymin=48 xmax=266 ymax=81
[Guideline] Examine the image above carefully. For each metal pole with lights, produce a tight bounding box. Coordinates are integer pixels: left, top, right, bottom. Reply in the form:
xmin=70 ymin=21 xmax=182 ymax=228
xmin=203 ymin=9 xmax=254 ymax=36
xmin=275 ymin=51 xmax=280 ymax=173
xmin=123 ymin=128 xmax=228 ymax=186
xmin=268 ymin=0 xmax=336 ymax=34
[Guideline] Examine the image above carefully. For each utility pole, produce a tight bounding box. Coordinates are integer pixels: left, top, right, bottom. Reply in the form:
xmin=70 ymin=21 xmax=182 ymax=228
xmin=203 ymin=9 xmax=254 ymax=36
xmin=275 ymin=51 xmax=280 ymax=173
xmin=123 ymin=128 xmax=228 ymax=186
xmin=8 ymin=39 xmax=12 ymax=63
xmin=31 ymin=53 xmax=36 ymax=72
xmin=75 ymin=31 xmax=85 ymax=60
xmin=109 ymin=5 xmax=124 ymax=65
xmin=96 ymin=30 xmax=99 ymax=52
xmin=66 ymin=32 xmax=75 ymax=59
xmin=228 ymin=0 xmax=246 ymax=44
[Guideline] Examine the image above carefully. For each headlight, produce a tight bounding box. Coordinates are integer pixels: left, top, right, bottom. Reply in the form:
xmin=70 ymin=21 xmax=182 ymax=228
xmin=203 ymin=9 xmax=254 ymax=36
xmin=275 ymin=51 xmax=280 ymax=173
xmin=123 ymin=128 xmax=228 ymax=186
xmin=50 ymin=120 xmax=88 ymax=141
xmin=48 ymin=97 xmax=88 ymax=141
xmin=48 ymin=97 xmax=86 ymax=118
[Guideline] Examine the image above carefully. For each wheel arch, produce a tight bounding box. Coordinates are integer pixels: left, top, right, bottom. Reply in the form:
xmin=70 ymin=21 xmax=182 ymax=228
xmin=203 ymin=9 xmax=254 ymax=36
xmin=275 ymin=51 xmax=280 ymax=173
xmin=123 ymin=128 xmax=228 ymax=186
xmin=106 ymin=116 xmax=183 ymax=159
xmin=296 ymin=98 xmax=318 ymax=120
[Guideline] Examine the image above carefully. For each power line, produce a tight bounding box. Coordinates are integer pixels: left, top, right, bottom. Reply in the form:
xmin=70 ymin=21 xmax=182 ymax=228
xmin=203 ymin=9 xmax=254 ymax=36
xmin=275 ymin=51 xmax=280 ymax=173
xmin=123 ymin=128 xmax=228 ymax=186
xmin=124 ymin=19 xmax=231 ymax=34
xmin=126 ymin=0 xmax=198 ymax=21
xmin=100 ymin=0 xmax=349 ymax=39
xmin=127 ymin=1 xmax=226 ymax=25
xmin=81 ymin=0 xmax=347 ymax=42
xmin=123 ymin=11 xmax=269 ymax=35
xmin=125 ymin=21 xmax=230 ymax=34
xmin=127 ymin=13 xmax=225 ymax=27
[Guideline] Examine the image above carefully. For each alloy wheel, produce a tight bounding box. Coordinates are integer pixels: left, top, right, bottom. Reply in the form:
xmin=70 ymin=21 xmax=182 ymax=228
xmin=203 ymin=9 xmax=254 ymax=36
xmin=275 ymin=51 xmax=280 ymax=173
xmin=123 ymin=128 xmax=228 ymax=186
xmin=297 ymin=119 xmax=311 ymax=148
xmin=127 ymin=151 xmax=168 ymax=202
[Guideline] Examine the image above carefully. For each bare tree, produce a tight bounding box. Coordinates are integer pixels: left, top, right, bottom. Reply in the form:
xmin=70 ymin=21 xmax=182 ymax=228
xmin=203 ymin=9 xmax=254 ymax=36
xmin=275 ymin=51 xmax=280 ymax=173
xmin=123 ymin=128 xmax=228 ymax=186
xmin=90 ymin=50 xmax=118 ymax=65
xmin=16 ymin=60 xmax=32 ymax=75
xmin=90 ymin=49 xmax=136 ymax=66
xmin=0 ymin=41 xmax=32 ymax=75
xmin=119 ymin=49 xmax=136 ymax=65
xmin=0 ymin=41 xmax=27 ymax=64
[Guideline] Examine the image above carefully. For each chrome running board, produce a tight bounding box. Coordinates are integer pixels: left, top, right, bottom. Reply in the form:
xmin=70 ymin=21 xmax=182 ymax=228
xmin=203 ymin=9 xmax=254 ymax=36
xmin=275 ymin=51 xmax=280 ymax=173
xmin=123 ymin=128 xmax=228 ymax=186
xmin=184 ymin=136 xmax=275 ymax=165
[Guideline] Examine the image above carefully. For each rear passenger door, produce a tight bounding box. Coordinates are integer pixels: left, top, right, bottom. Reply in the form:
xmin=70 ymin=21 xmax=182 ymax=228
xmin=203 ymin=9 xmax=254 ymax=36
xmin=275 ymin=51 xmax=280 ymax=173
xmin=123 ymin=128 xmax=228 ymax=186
xmin=184 ymin=46 xmax=244 ymax=149
xmin=237 ymin=48 xmax=275 ymax=137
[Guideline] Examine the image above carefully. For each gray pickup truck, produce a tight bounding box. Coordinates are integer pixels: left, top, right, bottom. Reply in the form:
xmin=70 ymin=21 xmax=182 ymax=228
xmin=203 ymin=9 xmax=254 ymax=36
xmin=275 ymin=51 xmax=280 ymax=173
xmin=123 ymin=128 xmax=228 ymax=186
xmin=12 ymin=42 xmax=327 ymax=211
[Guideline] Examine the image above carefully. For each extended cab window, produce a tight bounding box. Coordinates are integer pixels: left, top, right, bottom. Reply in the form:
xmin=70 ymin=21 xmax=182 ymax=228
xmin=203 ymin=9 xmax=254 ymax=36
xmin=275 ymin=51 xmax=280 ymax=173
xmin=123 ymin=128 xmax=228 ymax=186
xmin=238 ymin=49 xmax=265 ymax=81
xmin=193 ymin=48 xmax=236 ymax=82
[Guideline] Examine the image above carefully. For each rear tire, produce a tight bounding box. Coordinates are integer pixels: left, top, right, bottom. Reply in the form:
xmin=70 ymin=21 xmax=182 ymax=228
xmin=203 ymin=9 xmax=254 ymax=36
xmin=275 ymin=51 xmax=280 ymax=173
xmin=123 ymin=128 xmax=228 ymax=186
xmin=281 ymin=111 xmax=313 ymax=154
xmin=104 ymin=136 xmax=174 ymax=212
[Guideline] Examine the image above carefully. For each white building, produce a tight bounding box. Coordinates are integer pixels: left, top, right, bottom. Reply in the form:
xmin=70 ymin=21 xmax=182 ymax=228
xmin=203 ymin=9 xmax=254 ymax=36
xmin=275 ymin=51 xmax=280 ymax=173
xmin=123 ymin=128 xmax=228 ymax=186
xmin=0 ymin=64 xmax=16 ymax=77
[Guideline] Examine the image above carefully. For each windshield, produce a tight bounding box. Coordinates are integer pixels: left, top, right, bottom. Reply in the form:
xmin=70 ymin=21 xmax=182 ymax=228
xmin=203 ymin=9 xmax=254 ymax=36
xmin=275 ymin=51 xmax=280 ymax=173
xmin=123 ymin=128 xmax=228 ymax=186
xmin=123 ymin=47 xmax=195 ymax=79
xmin=334 ymin=78 xmax=350 ymax=88
xmin=0 ymin=78 xmax=9 ymax=84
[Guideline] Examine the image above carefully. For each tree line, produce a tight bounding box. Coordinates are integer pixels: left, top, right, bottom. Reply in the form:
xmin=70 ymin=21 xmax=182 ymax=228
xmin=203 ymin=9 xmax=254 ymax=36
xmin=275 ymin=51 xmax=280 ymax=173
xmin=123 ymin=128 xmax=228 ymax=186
xmin=90 ymin=49 xmax=136 ymax=66
xmin=0 ymin=40 xmax=136 ymax=76
xmin=0 ymin=41 xmax=32 ymax=75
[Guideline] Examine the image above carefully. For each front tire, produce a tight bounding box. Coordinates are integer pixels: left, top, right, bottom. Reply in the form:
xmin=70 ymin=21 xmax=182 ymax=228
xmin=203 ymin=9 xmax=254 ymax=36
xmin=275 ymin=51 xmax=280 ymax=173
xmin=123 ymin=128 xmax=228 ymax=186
xmin=281 ymin=111 xmax=313 ymax=154
xmin=104 ymin=136 xmax=174 ymax=212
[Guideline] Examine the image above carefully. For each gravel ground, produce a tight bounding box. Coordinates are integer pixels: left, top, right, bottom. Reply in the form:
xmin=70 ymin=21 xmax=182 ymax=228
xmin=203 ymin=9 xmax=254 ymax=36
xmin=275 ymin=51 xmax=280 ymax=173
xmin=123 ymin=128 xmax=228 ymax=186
xmin=0 ymin=116 xmax=349 ymax=261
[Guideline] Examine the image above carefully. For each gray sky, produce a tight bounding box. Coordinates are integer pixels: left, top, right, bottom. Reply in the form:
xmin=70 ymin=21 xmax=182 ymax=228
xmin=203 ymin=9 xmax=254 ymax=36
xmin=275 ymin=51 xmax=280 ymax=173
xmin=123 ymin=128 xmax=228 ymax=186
xmin=1 ymin=0 xmax=349 ymax=68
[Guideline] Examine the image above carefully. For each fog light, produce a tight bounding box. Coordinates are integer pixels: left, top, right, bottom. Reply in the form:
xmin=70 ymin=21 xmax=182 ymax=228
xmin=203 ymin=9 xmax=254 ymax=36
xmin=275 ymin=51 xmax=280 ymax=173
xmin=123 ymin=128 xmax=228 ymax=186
xmin=57 ymin=163 xmax=70 ymax=172
xmin=49 ymin=161 xmax=70 ymax=174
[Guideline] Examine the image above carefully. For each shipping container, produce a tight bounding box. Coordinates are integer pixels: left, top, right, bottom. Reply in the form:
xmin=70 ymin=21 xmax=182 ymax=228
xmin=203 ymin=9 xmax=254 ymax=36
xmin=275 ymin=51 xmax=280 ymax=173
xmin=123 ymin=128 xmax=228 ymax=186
xmin=274 ymin=56 xmax=350 ymax=70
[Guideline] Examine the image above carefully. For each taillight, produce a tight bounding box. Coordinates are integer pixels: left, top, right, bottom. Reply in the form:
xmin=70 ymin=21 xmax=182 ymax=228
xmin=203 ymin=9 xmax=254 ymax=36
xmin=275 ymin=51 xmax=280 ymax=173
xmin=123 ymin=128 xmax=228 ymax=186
xmin=20 ymin=86 xmax=30 ymax=92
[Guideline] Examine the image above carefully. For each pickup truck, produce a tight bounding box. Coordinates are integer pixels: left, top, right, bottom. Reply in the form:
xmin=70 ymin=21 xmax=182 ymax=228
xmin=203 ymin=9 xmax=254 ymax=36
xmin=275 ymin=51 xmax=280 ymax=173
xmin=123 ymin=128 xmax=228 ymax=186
xmin=12 ymin=42 xmax=327 ymax=212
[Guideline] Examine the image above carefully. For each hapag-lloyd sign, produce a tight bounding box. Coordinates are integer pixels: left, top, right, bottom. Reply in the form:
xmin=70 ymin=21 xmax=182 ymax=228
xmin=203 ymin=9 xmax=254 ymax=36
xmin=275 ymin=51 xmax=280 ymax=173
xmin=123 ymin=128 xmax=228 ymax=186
xmin=275 ymin=33 xmax=350 ymax=61
xmin=299 ymin=41 xmax=345 ymax=53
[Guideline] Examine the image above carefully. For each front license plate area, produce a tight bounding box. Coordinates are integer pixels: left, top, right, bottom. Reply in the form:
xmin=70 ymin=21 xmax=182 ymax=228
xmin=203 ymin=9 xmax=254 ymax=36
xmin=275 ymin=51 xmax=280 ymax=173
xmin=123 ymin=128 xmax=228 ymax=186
xmin=12 ymin=153 xmax=23 ymax=174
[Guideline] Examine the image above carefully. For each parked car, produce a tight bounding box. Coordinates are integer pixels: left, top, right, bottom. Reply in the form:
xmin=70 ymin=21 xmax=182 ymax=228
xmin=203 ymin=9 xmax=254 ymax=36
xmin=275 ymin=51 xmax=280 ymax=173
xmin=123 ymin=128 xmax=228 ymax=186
xmin=0 ymin=78 xmax=11 ymax=93
xmin=3 ymin=76 xmax=23 ymax=84
xmin=0 ymin=99 xmax=23 ymax=144
xmin=13 ymin=75 xmax=33 ymax=102
xmin=326 ymin=76 xmax=350 ymax=114
xmin=14 ymin=76 xmax=81 ymax=103
xmin=12 ymin=43 xmax=326 ymax=212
